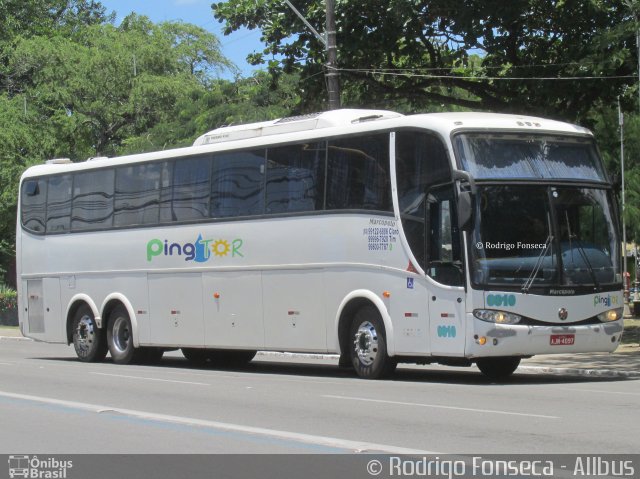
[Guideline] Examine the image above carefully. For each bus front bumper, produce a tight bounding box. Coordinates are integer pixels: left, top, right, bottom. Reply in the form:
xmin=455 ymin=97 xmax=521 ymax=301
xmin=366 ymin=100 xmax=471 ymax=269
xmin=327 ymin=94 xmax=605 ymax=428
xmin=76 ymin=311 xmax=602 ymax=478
xmin=465 ymin=316 xmax=624 ymax=358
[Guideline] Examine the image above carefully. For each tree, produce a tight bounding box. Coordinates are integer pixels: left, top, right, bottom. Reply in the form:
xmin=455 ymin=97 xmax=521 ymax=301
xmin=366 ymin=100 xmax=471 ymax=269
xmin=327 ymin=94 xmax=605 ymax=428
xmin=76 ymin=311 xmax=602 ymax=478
xmin=0 ymin=12 xmax=235 ymax=282
xmin=213 ymin=0 xmax=635 ymax=119
xmin=6 ymin=14 xmax=233 ymax=157
xmin=119 ymin=71 xmax=302 ymax=154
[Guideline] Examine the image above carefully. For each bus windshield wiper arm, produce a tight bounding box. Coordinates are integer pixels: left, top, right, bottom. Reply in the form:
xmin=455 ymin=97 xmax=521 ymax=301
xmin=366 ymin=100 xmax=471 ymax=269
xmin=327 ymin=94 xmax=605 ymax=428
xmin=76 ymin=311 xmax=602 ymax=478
xmin=521 ymin=234 xmax=553 ymax=294
xmin=564 ymin=211 xmax=600 ymax=292
xmin=571 ymin=235 xmax=601 ymax=292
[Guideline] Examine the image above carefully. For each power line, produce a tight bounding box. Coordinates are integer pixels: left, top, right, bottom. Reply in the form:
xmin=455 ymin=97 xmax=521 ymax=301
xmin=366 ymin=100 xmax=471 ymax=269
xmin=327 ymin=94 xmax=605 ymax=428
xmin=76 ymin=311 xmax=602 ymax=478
xmin=338 ymin=68 xmax=637 ymax=81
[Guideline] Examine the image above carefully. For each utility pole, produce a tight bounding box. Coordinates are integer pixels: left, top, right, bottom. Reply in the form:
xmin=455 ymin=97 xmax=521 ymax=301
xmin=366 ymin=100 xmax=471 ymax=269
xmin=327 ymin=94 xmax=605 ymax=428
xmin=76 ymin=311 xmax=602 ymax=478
xmin=619 ymin=98 xmax=628 ymax=298
xmin=283 ymin=0 xmax=340 ymax=109
xmin=325 ymin=0 xmax=340 ymax=109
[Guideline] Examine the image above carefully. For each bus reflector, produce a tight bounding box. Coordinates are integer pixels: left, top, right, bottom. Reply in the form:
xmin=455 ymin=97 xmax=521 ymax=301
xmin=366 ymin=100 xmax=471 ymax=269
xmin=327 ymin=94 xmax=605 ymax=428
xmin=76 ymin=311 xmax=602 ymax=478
xmin=383 ymin=291 xmax=391 ymax=298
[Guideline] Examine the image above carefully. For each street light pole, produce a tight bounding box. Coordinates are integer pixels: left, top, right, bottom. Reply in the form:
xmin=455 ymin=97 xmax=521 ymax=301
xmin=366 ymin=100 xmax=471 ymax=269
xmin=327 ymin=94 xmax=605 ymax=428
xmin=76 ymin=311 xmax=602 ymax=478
xmin=325 ymin=0 xmax=340 ymax=109
xmin=283 ymin=0 xmax=340 ymax=110
xmin=619 ymin=98 xmax=628 ymax=299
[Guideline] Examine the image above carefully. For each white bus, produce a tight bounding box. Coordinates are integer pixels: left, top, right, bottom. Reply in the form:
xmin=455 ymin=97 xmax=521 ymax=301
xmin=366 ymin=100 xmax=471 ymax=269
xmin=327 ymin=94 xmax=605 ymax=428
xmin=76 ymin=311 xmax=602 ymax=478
xmin=16 ymin=109 xmax=624 ymax=379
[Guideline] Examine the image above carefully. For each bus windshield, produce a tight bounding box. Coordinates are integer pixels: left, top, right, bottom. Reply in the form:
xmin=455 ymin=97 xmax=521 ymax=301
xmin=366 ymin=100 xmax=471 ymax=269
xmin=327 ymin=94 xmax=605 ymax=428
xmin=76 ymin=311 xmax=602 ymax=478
xmin=470 ymin=185 xmax=620 ymax=291
xmin=453 ymin=133 xmax=607 ymax=182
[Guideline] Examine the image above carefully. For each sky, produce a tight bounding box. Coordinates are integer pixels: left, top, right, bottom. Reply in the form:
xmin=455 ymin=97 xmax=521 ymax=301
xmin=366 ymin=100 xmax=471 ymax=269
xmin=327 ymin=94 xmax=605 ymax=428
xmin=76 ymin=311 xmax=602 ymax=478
xmin=99 ymin=0 xmax=267 ymax=78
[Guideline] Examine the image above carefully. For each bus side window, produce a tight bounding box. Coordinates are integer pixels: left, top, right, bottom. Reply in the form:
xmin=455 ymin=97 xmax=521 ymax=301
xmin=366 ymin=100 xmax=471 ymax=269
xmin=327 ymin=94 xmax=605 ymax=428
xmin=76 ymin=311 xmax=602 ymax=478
xmin=21 ymin=179 xmax=47 ymax=233
xmin=396 ymin=131 xmax=452 ymax=271
xmin=266 ymin=142 xmax=325 ymax=214
xmin=427 ymin=186 xmax=463 ymax=286
xmin=170 ymin=156 xmax=212 ymax=222
xmin=326 ymin=134 xmax=391 ymax=212
xmin=71 ymin=170 xmax=115 ymax=231
xmin=210 ymin=150 xmax=265 ymax=218
xmin=46 ymin=175 xmax=72 ymax=233
xmin=114 ymin=163 xmax=161 ymax=227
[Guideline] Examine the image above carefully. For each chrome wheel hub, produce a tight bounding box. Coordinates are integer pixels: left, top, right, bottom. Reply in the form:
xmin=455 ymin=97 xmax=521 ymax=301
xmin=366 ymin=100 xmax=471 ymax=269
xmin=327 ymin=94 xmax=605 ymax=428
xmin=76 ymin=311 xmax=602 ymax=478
xmin=353 ymin=321 xmax=379 ymax=366
xmin=75 ymin=315 xmax=95 ymax=353
xmin=112 ymin=316 xmax=131 ymax=353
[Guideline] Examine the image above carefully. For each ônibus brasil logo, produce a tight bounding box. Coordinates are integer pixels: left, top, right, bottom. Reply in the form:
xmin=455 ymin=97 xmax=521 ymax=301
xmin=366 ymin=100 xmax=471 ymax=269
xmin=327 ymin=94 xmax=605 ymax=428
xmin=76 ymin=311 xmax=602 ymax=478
xmin=147 ymin=235 xmax=243 ymax=263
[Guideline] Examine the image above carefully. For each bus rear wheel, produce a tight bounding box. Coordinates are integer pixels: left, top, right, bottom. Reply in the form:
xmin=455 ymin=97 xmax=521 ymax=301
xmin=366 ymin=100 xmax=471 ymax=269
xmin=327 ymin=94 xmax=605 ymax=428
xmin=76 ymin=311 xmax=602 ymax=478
xmin=350 ymin=306 xmax=397 ymax=379
xmin=107 ymin=306 xmax=143 ymax=364
xmin=72 ymin=305 xmax=108 ymax=363
xmin=476 ymin=357 xmax=521 ymax=380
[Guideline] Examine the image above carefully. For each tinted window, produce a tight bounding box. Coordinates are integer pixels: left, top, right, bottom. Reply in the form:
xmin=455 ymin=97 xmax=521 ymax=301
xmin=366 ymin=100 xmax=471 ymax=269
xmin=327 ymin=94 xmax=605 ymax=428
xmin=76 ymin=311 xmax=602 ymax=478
xmin=71 ymin=170 xmax=114 ymax=231
xmin=210 ymin=150 xmax=265 ymax=217
xmin=326 ymin=134 xmax=391 ymax=211
xmin=114 ymin=163 xmax=162 ymax=227
xmin=46 ymin=175 xmax=72 ymax=233
xmin=266 ymin=142 xmax=325 ymax=213
xmin=396 ymin=131 xmax=451 ymax=269
xmin=161 ymin=156 xmax=211 ymax=222
xmin=21 ymin=179 xmax=47 ymax=233
xmin=454 ymin=134 xmax=606 ymax=181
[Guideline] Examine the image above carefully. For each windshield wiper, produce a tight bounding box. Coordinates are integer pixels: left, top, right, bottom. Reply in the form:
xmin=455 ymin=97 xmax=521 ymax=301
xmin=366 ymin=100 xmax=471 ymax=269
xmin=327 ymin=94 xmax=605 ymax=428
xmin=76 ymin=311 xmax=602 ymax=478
xmin=521 ymin=234 xmax=553 ymax=294
xmin=564 ymin=211 xmax=600 ymax=292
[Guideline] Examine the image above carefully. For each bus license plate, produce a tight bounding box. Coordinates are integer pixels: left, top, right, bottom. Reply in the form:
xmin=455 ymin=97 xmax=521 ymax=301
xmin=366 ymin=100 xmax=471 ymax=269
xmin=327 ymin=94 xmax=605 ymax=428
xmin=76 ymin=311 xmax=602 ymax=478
xmin=550 ymin=334 xmax=575 ymax=346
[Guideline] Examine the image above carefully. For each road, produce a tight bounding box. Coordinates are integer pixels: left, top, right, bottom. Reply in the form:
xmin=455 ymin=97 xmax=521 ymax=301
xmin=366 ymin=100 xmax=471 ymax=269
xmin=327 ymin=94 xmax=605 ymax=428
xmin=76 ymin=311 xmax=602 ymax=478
xmin=1 ymin=339 xmax=639 ymax=455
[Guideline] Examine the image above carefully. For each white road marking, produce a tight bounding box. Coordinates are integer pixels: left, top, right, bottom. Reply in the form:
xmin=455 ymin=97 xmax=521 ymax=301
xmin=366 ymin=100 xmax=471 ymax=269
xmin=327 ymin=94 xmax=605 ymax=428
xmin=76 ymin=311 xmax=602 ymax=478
xmin=323 ymin=394 xmax=560 ymax=419
xmin=558 ymin=387 xmax=640 ymax=397
xmin=90 ymin=372 xmax=210 ymax=386
xmin=0 ymin=390 xmax=440 ymax=455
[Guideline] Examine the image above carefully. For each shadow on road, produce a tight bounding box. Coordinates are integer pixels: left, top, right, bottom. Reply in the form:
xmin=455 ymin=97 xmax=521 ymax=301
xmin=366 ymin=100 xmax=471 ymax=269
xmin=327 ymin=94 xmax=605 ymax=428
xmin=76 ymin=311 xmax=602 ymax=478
xmin=33 ymin=354 xmax=635 ymax=387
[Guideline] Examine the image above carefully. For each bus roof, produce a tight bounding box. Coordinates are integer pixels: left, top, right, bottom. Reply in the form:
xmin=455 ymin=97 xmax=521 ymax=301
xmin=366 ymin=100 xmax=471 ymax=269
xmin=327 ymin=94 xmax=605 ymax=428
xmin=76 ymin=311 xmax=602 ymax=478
xmin=23 ymin=109 xmax=593 ymax=179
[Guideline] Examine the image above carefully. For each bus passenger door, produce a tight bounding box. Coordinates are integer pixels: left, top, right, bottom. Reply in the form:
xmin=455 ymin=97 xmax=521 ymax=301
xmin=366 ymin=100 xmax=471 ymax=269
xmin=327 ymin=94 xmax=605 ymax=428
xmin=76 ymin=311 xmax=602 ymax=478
xmin=148 ymin=273 xmax=204 ymax=346
xmin=425 ymin=186 xmax=466 ymax=357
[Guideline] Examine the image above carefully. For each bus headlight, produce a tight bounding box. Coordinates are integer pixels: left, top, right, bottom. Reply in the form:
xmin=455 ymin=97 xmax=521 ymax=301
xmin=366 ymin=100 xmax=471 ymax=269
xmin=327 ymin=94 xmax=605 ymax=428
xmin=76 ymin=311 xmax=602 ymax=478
xmin=473 ymin=309 xmax=522 ymax=324
xmin=597 ymin=308 xmax=623 ymax=322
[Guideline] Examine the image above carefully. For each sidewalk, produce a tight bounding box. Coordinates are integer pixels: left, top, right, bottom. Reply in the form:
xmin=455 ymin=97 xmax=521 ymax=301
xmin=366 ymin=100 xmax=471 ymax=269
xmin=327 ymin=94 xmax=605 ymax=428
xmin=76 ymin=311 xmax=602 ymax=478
xmin=2 ymin=326 xmax=639 ymax=378
xmin=521 ymin=346 xmax=640 ymax=378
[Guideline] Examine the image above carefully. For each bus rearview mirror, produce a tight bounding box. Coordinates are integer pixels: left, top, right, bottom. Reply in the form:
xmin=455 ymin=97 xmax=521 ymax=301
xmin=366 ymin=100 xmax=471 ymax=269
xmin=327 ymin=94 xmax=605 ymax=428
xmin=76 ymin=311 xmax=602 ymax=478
xmin=458 ymin=191 xmax=474 ymax=231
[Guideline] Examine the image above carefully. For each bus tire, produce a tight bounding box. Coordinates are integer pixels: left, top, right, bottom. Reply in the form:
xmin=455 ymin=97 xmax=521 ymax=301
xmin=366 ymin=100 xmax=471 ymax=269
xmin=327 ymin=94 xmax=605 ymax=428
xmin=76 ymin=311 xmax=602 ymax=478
xmin=476 ymin=357 xmax=521 ymax=380
xmin=72 ymin=305 xmax=108 ymax=363
xmin=107 ymin=306 xmax=143 ymax=364
xmin=350 ymin=306 xmax=397 ymax=379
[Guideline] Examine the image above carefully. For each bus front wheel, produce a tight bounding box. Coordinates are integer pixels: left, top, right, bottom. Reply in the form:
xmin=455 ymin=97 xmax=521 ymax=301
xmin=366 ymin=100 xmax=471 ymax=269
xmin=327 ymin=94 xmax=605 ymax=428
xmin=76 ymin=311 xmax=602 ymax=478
xmin=107 ymin=306 xmax=143 ymax=364
xmin=72 ymin=305 xmax=108 ymax=363
xmin=350 ymin=306 xmax=397 ymax=379
xmin=476 ymin=357 xmax=521 ymax=380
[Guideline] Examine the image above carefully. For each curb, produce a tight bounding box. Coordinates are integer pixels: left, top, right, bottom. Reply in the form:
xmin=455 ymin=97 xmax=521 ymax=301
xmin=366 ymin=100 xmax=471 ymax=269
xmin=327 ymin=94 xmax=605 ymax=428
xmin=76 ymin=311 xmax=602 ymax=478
xmin=519 ymin=365 xmax=640 ymax=379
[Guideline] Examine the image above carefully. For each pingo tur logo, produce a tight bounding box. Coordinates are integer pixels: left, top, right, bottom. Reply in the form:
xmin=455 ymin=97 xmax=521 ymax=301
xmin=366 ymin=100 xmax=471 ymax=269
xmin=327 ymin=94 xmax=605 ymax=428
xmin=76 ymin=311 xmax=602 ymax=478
xmin=593 ymin=294 xmax=619 ymax=308
xmin=8 ymin=455 xmax=73 ymax=479
xmin=147 ymin=234 xmax=244 ymax=263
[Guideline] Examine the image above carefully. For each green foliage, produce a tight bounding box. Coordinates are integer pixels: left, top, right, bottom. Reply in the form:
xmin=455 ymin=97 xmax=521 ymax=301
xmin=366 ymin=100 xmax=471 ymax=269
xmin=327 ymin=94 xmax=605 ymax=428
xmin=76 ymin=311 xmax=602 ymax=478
xmin=0 ymin=284 xmax=17 ymax=313
xmin=213 ymin=0 xmax=634 ymax=119
xmin=119 ymin=71 xmax=302 ymax=154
